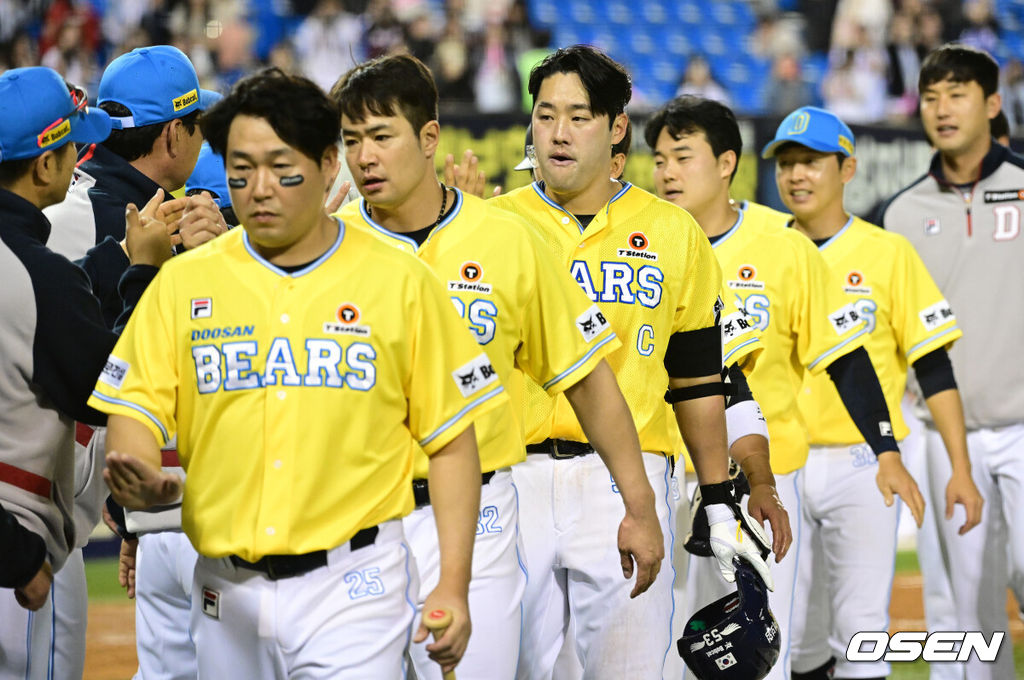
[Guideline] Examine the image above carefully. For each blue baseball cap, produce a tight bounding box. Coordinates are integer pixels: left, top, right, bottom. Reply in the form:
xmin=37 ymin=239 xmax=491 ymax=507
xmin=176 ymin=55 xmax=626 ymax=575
xmin=0 ymin=67 xmax=112 ymax=163
xmin=761 ymin=106 xmax=855 ymax=159
xmin=98 ymin=45 xmax=218 ymax=130
xmin=185 ymin=142 xmax=231 ymax=208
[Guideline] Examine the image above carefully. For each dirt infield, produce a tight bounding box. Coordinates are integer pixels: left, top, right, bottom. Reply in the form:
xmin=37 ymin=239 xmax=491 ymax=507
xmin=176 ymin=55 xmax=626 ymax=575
xmin=83 ymin=576 xmax=1023 ymax=679
xmin=84 ymin=603 xmax=138 ymax=680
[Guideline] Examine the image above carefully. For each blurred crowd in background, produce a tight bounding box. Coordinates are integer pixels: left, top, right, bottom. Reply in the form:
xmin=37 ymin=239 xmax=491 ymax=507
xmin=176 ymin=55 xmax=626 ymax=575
xmin=4 ymin=0 xmax=1024 ymax=131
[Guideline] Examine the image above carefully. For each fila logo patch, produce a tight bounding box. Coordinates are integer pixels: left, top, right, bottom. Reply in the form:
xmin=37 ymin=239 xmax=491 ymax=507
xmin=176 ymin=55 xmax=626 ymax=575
xmin=191 ymin=298 xmax=212 ymax=319
xmin=452 ymin=353 xmax=499 ymax=398
xmin=201 ymin=587 xmax=220 ymax=619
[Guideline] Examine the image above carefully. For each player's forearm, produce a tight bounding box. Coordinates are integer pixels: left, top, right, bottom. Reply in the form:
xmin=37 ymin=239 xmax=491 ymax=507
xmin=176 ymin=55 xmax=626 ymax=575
xmin=730 ymin=435 xmax=775 ymax=488
xmin=427 ymin=426 xmax=481 ymax=595
xmin=563 ymin=360 xmax=655 ymax=512
xmin=106 ymin=415 xmax=162 ymax=471
xmin=924 ymin=388 xmax=972 ymax=475
xmin=671 ymin=374 xmax=729 ymax=485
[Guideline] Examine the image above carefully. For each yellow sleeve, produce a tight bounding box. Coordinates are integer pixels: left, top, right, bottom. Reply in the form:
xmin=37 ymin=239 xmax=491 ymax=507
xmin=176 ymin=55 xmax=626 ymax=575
xmin=515 ymin=231 xmax=620 ymax=395
xmin=673 ymin=226 xmax=722 ymax=334
xmin=407 ymin=266 xmax=510 ymax=455
xmin=720 ymin=284 xmax=763 ymax=370
xmin=797 ymin=241 xmax=868 ymax=374
xmin=88 ymin=269 xmax=178 ymax=446
xmin=892 ymin=237 xmax=962 ymax=364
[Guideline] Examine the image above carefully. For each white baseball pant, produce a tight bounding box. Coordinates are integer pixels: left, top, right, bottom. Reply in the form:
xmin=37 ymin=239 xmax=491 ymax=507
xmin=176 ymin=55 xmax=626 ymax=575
xmin=189 ymin=520 xmax=415 ymax=680
xmin=789 ymin=443 xmax=902 ymax=679
xmin=404 ymin=468 xmax=526 ymax=680
xmin=133 ymin=531 xmax=199 ymax=679
xmin=915 ymin=423 xmax=1024 ymax=679
xmin=513 ymin=452 xmax=675 ymax=680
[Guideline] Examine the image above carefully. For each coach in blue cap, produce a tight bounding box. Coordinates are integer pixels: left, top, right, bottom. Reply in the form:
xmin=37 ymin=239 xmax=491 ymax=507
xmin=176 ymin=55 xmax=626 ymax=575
xmin=0 ymin=65 xmax=173 ymax=677
xmin=761 ymin=105 xmax=856 ymax=160
xmin=46 ymin=45 xmax=225 ymax=326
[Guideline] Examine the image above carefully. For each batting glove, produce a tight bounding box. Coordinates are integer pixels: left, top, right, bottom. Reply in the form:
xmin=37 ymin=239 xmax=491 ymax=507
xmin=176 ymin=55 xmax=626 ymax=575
xmin=707 ymin=502 xmax=775 ymax=591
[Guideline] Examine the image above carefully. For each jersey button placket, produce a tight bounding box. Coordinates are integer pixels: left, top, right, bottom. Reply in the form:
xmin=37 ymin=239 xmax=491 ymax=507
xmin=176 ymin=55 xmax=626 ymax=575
xmin=261 ymin=284 xmax=297 ymax=550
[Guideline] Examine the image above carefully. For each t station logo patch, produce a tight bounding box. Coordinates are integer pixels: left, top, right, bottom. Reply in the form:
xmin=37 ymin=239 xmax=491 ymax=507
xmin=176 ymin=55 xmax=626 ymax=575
xmin=844 ymin=270 xmax=871 ymax=295
xmin=323 ymin=303 xmax=371 ymax=336
xmin=449 ymin=261 xmax=492 ymax=294
xmin=617 ymin=232 xmax=658 ymax=261
xmin=727 ymin=264 xmax=765 ymax=290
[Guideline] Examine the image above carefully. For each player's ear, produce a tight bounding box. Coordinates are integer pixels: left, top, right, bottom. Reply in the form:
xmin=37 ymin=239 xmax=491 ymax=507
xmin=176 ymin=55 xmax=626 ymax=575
xmin=419 ymin=120 xmax=441 ymax=159
xmin=32 ymin=148 xmax=61 ymax=186
xmin=985 ymin=90 xmax=1003 ymax=123
xmin=610 ymin=113 xmax=628 ymax=146
xmin=718 ymin=149 xmax=737 ymax=181
xmin=840 ymin=155 xmax=857 ymax=184
xmin=321 ymin=143 xmax=339 ymax=190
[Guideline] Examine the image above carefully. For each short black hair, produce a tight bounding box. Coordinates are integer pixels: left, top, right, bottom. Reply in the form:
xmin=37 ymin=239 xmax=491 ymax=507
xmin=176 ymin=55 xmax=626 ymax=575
xmin=645 ymin=96 xmax=742 ymax=182
xmin=528 ymin=45 xmax=631 ymax=128
xmin=919 ymin=43 xmax=999 ymax=98
xmin=329 ymin=54 xmax=438 ymax=136
xmin=98 ymin=102 xmax=200 ymax=162
xmin=201 ymin=68 xmax=339 ymax=163
xmin=0 ymin=156 xmax=37 ymax=187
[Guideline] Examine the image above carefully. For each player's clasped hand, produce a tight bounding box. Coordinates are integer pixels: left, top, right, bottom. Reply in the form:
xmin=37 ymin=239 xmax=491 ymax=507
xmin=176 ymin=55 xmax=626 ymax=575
xmin=125 ymin=189 xmax=174 ymax=268
xmin=177 ymin=191 xmax=229 ymax=250
xmin=875 ymin=450 xmax=926 ymax=527
xmin=104 ymin=451 xmax=183 ymax=511
xmin=617 ymin=503 xmax=664 ymax=598
xmin=414 ymin=590 xmax=471 ymax=674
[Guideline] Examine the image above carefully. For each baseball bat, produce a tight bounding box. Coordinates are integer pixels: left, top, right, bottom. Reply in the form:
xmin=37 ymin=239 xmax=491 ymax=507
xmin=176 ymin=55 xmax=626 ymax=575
xmin=423 ymin=608 xmax=456 ymax=680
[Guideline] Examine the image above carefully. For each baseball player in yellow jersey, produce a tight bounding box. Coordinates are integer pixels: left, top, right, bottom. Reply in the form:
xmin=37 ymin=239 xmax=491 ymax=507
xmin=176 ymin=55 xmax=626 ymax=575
xmin=89 ymin=69 xmax=508 ymax=680
xmin=646 ymin=96 xmax=926 ymax=680
xmin=327 ymin=54 xmax=664 ymax=680
xmin=490 ymin=45 xmax=772 ymax=679
xmin=763 ymin=106 xmax=983 ymax=680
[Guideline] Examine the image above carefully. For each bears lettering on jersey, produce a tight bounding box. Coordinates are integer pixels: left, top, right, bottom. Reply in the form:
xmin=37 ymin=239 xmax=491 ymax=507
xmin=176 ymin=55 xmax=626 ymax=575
xmin=191 ymin=337 xmax=378 ymax=393
xmin=569 ymin=260 xmax=664 ymax=308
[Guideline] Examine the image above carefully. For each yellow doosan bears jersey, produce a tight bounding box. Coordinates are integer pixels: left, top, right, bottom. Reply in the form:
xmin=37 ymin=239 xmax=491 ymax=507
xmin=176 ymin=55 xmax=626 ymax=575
xmin=710 ymin=201 xmax=869 ymax=474
xmin=492 ymin=182 xmax=722 ymax=456
xmin=338 ymin=189 xmax=620 ymax=477
xmin=799 ymin=216 xmax=961 ymax=444
xmin=89 ymin=222 xmax=508 ymax=561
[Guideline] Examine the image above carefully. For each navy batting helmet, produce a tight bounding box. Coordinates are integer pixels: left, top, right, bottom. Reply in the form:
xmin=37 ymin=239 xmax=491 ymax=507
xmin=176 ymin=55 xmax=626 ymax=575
xmin=678 ymin=557 xmax=780 ymax=679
